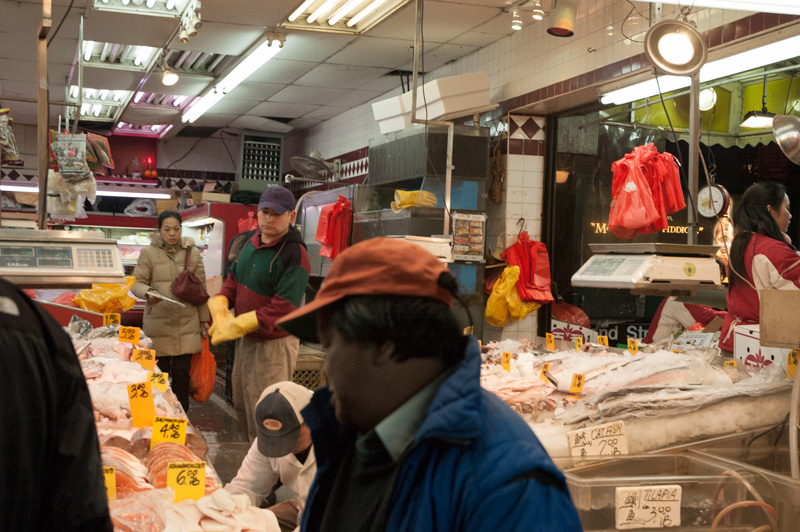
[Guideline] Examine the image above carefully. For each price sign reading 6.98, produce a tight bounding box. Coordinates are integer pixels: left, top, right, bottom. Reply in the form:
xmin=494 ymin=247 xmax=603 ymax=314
xmin=167 ymin=462 xmax=205 ymax=502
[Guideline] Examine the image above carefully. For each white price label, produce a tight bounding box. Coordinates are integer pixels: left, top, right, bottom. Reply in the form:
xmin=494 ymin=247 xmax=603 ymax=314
xmin=615 ymin=485 xmax=682 ymax=529
xmin=567 ymin=420 xmax=629 ymax=461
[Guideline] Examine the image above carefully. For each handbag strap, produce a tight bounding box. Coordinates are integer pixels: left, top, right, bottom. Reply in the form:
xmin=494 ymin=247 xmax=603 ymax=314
xmin=183 ymin=245 xmax=192 ymax=271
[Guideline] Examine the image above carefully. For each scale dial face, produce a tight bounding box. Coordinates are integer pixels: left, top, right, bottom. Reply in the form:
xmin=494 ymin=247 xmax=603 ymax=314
xmin=697 ymin=184 xmax=728 ymax=218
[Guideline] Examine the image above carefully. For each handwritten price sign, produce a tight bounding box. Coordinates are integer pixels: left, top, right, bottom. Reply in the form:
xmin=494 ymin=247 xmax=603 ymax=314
xmin=598 ymin=335 xmax=609 ymax=347
xmin=167 ymin=462 xmax=205 ymax=502
xmin=103 ymin=313 xmax=121 ymax=326
xmin=615 ymin=485 xmax=681 ymax=529
xmin=627 ymin=338 xmax=639 ymax=355
xmin=569 ymin=373 xmax=585 ymax=394
xmin=567 ymin=420 xmax=629 ymax=462
xmin=788 ymin=350 xmax=799 ymax=378
xmin=546 ymin=333 xmax=555 ymax=351
xmin=132 ymin=349 xmax=156 ymax=371
xmin=103 ymin=467 xmax=116 ymax=500
xmin=118 ymin=326 xmax=141 ymax=346
xmin=148 ymin=372 xmax=169 ymax=392
xmin=127 ymin=382 xmax=155 ymax=428
xmin=574 ymin=336 xmax=583 ymax=351
xmin=151 ymin=416 xmax=187 ymax=449
xmin=501 ymin=352 xmax=512 ymax=372
xmin=540 ymin=362 xmax=552 ymax=382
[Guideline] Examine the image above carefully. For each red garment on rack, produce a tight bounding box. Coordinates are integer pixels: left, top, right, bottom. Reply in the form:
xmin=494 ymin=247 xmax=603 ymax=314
xmin=315 ymin=195 xmax=352 ymax=260
xmin=608 ymin=143 xmax=685 ymax=239
xmin=499 ymin=231 xmax=554 ymax=304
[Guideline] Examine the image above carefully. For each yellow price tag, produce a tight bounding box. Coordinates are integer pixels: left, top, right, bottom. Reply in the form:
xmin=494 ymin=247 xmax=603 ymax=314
xmin=724 ymin=360 xmax=738 ymax=368
xmin=103 ymin=313 xmax=121 ymax=326
xmin=118 ymin=326 xmax=141 ymax=346
xmin=501 ymin=352 xmax=512 ymax=372
xmin=569 ymin=373 xmax=585 ymax=394
xmin=627 ymin=338 xmax=639 ymax=355
xmin=540 ymin=362 xmax=552 ymax=382
xmin=546 ymin=333 xmax=555 ymax=351
xmin=574 ymin=336 xmax=583 ymax=351
xmin=788 ymin=350 xmax=799 ymax=378
xmin=132 ymin=349 xmax=156 ymax=371
xmin=103 ymin=466 xmax=116 ymax=500
xmin=598 ymin=335 xmax=609 ymax=347
xmin=127 ymin=382 xmax=156 ymax=428
xmin=463 ymin=325 xmax=474 ymax=335
xmin=148 ymin=372 xmax=169 ymax=392
xmin=152 ymin=416 xmax=188 ymax=449
xmin=167 ymin=462 xmax=205 ymax=502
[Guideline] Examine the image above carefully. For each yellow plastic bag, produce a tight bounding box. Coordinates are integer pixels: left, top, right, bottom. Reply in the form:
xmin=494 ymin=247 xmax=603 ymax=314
xmin=73 ymin=276 xmax=137 ymax=313
xmin=484 ymin=266 xmax=540 ymax=327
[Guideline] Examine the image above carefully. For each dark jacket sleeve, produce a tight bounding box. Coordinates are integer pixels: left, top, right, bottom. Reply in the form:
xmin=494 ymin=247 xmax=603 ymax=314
xmin=0 ymin=279 xmax=113 ymax=532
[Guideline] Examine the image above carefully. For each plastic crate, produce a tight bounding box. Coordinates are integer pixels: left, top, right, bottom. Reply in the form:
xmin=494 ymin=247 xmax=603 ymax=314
xmin=293 ymin=355 xmax=326 ymax=390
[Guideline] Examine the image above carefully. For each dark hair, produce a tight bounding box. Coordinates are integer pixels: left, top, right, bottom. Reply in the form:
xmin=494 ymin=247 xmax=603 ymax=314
xmin=158 ymin=210 xmax=182 ymax=229
xmin=729 ymin=182 xmax=791 ymax=286
xmin=317 ymin=271 xmax=469 ymax=366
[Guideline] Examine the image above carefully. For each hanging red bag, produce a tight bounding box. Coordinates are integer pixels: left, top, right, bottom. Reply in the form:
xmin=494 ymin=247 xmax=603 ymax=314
xmin=238 ymin=211 xmax=258 ymax=233
xmin=500 ymin=232 xmax=554 ymax=304
xmin=190 ymin=337 xmax=216 ymax=403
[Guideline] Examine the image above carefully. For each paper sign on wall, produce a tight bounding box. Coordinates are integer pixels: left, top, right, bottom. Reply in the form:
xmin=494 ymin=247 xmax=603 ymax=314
xmin=567 ymin=420 xmax=629 ymax=460
xmin=615 ymin=485 xmax=682 ymax=529
xmin=167 ymin=462 xmax=205 ymax=502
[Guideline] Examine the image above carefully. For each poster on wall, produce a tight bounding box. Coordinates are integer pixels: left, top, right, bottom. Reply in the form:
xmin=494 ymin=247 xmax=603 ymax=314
xmin=451 ymin=212 xmax=486 ymax=262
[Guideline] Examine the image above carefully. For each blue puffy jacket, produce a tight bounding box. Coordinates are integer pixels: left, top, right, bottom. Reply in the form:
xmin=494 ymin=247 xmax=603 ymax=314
xmin=300 ymin=338 xmax=583 ymax=532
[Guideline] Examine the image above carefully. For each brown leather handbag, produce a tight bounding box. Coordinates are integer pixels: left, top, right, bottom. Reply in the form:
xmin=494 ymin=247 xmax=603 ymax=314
xmin=171 ymin=246 xmax=209 ymax=306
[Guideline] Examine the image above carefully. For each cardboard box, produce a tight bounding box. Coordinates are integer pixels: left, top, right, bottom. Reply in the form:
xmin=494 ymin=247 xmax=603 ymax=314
xmin=733 ymin=323 xmax=791 ymax=372
xmin=156 ymin=198 xmax=178 ymax=214
xmin=670 ymin=331 xmax=718 ymax=353
xmin=551 ymin=319 xmax=598 ymax=344
xmin=201 ymin=192 xmax=231 ymax=203
xmin=188 ymin=191 xmax=204 ymax=206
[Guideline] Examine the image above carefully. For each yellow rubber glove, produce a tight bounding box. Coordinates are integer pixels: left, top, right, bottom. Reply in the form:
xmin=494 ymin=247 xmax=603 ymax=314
xmin=391 ymin=189 xmax=438 ymax=213
xmin=209 ymin=310 xmax=259 ymax=345
xmin=208 ymin=295 xmax=231 ymax=322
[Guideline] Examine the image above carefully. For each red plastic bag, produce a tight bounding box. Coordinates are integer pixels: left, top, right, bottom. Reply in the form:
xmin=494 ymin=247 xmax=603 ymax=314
xmin=500 ymin=232 xmax=554 ymax=304
xmin=551 ymin=302 xmax=591 ymax=329
xmin=238 ymin=211 xmax=258 ymax=233
xmin=190 ymin=337 xmax=216 ymax=403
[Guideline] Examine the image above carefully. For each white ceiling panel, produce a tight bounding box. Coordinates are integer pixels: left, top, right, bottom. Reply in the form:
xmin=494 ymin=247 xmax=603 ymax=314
xmin=246 ymin=58 xmax=317 ymax=85
xmin=203 ymin=0 xmax=298 ymax=27
xmin=84 ymin=11 xmax=177 ymax=47
xmin=397 ymin=42 xmax=481 ymax=72
xmin=0 ymin=2 xmax=45 ymax=33
xmin=228 ymin=115 xmax=294 ymax=133
xmin=167 ymin=22 xmax=266 ymax=56
xmin=270 ymin=85 xmax=350 ymax=105
xmin=294 ymin=64 xmax=391 ymax=89
xmin=81 ymin=67 xmax=146 ymax=91
xmin=227 ymin=81 xmax=286 ymax=102
xmin=360 ymin=75 xmax=406 ymax=94
xmin=247 ymin=101 xmax=319 ymax=118
xmin=275 ymin=31 xmax=356 ymax=63
xmin=450 ymin=30 xmax=509 ymax=48
xmin=326 ymin=89 xmax=386 ymax=108
xmin=303 ymin=105 xmax=351 ymax=120
xmin=0 ymin=80 xmax=39 ymax=98
xmin=369 ymin=1 xmax=500 ymax=42
xmin=184 ymin=113 xmax=240 ymax=128
xmin=140 ymin=74 xmax=211 ymax=96
xmin=328 ymin=37 xmax=414 ymax=68
xmin=121 ymin=105 xmax=182 ymax=125
xmin=203 ymin=97 xmax=261 ymax=116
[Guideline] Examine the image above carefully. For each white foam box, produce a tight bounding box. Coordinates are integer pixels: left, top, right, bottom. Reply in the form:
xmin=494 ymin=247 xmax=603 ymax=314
xmin=401 ymin=71 xmax=491 ymax=121
xmin=551 ymin=319 xmax=598 ymax=344
xmin=402 ymin=235 xmax=452 ymax=262
xmin=732 ymin=323 xmax=792 ymax=372
xmin=669 ymin=331 xmax=718 ymax=353
xmin=371 ymin=94 xmax=410 ymax=135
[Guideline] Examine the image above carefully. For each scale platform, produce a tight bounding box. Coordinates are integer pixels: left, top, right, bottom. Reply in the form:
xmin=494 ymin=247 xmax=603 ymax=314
xmin=572 ymin=243 xmax=724 ymax=294
xmin=0 ymin=229 xmax=126 ymax=288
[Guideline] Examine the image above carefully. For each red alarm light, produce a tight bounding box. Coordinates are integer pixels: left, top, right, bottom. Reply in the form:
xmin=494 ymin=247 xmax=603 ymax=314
xmin=147 ymin=156 xmax=153 ymax=165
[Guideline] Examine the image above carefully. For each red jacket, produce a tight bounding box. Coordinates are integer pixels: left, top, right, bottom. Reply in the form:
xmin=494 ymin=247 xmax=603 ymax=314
xmin=719 ymin=233 xmax=800 ymax=351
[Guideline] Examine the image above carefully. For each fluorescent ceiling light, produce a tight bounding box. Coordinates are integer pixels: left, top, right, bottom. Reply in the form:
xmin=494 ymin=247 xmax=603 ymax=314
xmin=740 ymin=110 xmax=776 ymax=128
xmin=0 ymin=184 xmax=174 ymax=199
xmin=99 ymin=89 xmax=109 ymax=100
xmin=600 ymin=33 xmax=800 ymax=105
xmin=329 ymin=0 xmax=366 ymax=25
xmin=83 ymin=41 xmax=94 ymax=61
xmin=160 ymin=124 xmax=174 ymax=138
xmin=70 ymin=85 xmax=79 ymax=98
xmin=183 ymin=217 xmax=217 ymax=227
xmin=182 ymin=37 xmax=283 ymax=123
xmin=134 ymin=46 xmax=155 ymax=66
xmin=308 ymin=0 xmax=339 ymax=23
xmin=289 ymin=0 xmax=316 ymax=21
xmin=347 ymin=0 xmax=388 ymax=27
xmin=0 ymin=184 xmax=39 ymax=193
xmin=636 ymin=1 xmax=800 ymax=16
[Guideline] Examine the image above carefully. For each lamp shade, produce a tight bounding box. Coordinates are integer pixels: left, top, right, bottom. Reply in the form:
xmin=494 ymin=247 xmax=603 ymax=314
xmin=547 ymin=0 xmax=578 ymax=37
xmin=644 ymin=19 xmax=707 ymax=76
xmin=773 ymin=114 xmax=800 ymax=164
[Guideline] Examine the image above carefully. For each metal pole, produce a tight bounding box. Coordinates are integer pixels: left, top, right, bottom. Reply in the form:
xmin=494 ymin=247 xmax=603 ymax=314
xmin=37 ymin=0 xmax=52 ymax=230
xmin=687 ymin=72 xmax=700 ymax=245
xmin=444 ymin=123 xmax=453 ymax=235
xmin=411 ymin=0 xmax=422 ymax=124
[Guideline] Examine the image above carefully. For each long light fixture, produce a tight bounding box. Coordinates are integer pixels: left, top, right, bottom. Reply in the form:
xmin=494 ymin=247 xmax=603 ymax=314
xmin=182 ymin=33 xmax=285 ymax=123
xmin=284 ymin=0 xmax=407 ymax=33
xmin=0 ymin=183 xmax=174 ymax=199
xmin=601 ymin=33 xmax=800 ymax=105
xmin=635 ymin=1 xmax=800 ymax=16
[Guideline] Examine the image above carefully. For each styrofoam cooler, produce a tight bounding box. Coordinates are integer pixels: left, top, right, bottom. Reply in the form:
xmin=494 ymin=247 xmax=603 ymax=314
xmin=371 ymin=94 xmax=410 ymax=135
xmin=732 ymin=323 xmax=791 ymax=372
xmin=402 ymin=71 xmax=491 ymax=121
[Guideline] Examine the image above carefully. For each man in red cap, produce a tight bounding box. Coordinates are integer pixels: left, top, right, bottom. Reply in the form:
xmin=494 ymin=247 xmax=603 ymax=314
xmin=209 ymin=185 xmax=310 ymax=441
xmin=276 ymin=238 xmax=581 ymax=532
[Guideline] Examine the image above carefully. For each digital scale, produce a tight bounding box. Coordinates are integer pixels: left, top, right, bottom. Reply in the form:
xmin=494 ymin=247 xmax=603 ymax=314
xmin=0 ymin=229 xmax=125 ymax=287
xmin=571 ymin=243 xmax=724 ymax=294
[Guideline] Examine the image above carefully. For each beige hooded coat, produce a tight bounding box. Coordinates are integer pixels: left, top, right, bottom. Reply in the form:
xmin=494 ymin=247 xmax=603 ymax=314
xmin=131 ymin=233 xmax=210 ymax=357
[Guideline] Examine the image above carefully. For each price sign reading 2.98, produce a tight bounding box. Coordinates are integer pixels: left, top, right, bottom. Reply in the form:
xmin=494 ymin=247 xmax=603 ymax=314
xmin=167 ymin=462 xmax=205 ymax=502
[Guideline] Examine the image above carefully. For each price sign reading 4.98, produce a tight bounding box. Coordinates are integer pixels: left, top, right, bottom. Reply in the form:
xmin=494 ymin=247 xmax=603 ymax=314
xmin=103 ymin=467 xmax=116 ymax=500
xmin=132 ymin=349 xmax=156 ymax=371
xmin=167 ymin=462 xmax=205 ymax=502
xmin=501 ymin=352 xmax=512 ymax=372
xmin=127 ymin=382 xmax=156 ymax=428
xmin=627 ymin=338 xmax=639 ymax=355
xmin=151 ymin=416 xmax=187 ymax=449
xmin=118 ymin=326 xmax=141 ymax=346
xmin=103 ymin=313 xmax=121 ymax=326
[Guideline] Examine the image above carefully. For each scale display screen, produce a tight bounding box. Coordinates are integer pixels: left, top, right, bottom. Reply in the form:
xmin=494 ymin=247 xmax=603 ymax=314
xmin=37 ymin=247 xmax=71 ymax=258
xmin=37 ymin=258 xmax=72 ymax=267
xmin=0 ymin=245 xmax=75 ymax=268
xmin=1 ymin=246 xmax=33 ymax=256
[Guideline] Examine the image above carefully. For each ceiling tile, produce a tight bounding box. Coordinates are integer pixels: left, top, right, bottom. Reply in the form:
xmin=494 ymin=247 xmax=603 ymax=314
xmin=286 ymin=117 xmax=319 ymax=131
xmin=202 ymin=0 xmax=297 ymax=27
xmin=369 ymin=1 xmax=500 ymax=42
xmin=303 ymin=105 xmax=351 ymax=120
xmin=121 ymin=105 xmax=181 ymax=126
xmin=227 ymin=81 xmax=286 ymax=102
xmin=84 ymin=11 xmax=177 ymax=47
xmin=246 ymin=58 xmax=317 ymax=84
xmin=139 ymin=74 xmax=211 ymax=97
xmin=167 ymin=22 xmax=266 ymax=56
xmin=81 ymin=67 xmax=146 ymax=91
xmin=274 ymin=31 xmax=356 ymax=62
xmin=294 ymin=64 xmax=391 ymax=89
xmin=181 ymin=113 xmax=239 ymax=128
xmin=328 ymin=37 xmax=414 ymax=68
xmin=360 ymin=75 xmax=406 ymax=94
xmin=326 ymin=89 xmax=385 ymax=108
xmin=449 ymin=30 xmax=509 ymax=48
xmin=247 ymin=101 xmax=319 ymax=118
xmin=202 ymin=98 xmax=260 ymax=116
xmin=397 ymin=42 xmax=480 ymax=72
xmin=228 ymin=115 xmax=294 ymax=134
xmin=270 ymin=85 xmax=350 ymax=105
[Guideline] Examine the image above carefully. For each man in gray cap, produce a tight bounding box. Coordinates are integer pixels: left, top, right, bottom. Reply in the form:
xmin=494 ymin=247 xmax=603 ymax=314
xmin=210 ymin=186 xmax=310 ymax=441
xmin=226 ymin=381 xmax=316 ymax=532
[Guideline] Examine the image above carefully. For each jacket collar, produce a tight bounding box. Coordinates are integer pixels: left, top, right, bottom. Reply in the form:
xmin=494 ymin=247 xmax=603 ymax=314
xmin=302 ymin=337 xmax=483 ymax=467
xmin=250 ymin=225 xmax=307 ymax=250
xmin=150 ymin=232 xmax=195 ymax=251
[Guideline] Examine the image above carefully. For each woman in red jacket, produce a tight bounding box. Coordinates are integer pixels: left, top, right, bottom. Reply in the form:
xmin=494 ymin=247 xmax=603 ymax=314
xmin=719 ymin=181 xmax=800 ymax=352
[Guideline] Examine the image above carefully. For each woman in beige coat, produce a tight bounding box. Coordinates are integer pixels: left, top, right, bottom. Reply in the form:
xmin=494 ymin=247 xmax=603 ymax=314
xmin=131 ymin=210 xmax=210 ymax=412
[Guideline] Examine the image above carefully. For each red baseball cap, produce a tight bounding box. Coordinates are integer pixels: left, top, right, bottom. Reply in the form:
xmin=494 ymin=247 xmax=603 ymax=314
xmin=277 ymin=237 xmax=452 ymax=342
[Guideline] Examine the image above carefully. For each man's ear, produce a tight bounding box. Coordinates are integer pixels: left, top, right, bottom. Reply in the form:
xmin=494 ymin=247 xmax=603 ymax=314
xmin=373 ymin=340 xmax=395 ymax=366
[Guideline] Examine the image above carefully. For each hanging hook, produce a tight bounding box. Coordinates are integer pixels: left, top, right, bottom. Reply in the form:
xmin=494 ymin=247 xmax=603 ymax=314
xmin=517 ymin=217 xmax=526 ymax=235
